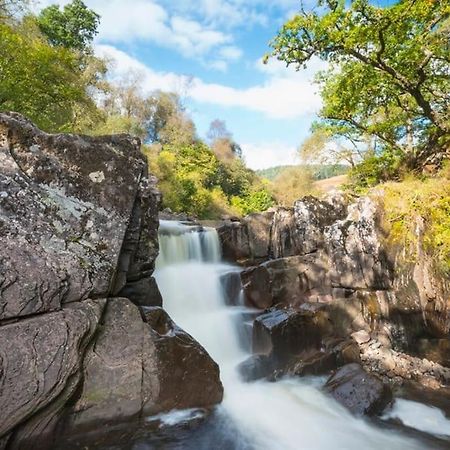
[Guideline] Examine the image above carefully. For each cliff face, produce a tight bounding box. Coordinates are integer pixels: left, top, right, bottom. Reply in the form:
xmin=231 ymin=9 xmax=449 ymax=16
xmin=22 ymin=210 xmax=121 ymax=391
xmin=0 ymin=113 xmax=223 ymax=449
xmin=219 ymin=191 xmax=450 ymax=387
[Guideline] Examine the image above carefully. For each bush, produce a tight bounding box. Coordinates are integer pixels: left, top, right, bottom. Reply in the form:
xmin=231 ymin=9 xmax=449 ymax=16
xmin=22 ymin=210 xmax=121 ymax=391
xmin=381 ymin=177 xmax=450 ymax=274
xmin=348 ymin=150 xmax=402 ymax=192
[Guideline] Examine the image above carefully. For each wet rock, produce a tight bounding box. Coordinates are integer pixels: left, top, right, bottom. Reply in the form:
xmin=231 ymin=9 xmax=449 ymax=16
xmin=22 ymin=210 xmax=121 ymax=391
xmin=325 ymin=363 xmax=392 ymax=415
xmin=220 ymin=269 xmax=244 ymax=306
xmin=0 ymin=300 xmax=105 ymax=446
xmin=143 ymin=307 xmax=224 ymax=414
xmin=237 ymin=355 xmax=274 ymax=382
xmin=252 ymin=308 xmax=332 ymax=364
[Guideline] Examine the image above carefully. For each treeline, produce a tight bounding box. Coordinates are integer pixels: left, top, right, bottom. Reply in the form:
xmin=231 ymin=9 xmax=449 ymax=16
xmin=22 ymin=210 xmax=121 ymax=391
xmin=0 ymin=0 xmax=274 ymax=218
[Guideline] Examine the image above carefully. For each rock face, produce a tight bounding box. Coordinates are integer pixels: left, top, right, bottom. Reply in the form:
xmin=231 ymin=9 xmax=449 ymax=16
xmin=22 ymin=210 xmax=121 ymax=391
xmin=0 ymin=113 xmax=223 ymax=449
xmin=325 ymin=363 xmax=392 ymax=415
xmin=66 ymin=301 xmax=223 ymax=429
xmin=225 ymin=188 xmax=449 ymax=389
xmin=252 ymin=308 xmax=332 ymax=365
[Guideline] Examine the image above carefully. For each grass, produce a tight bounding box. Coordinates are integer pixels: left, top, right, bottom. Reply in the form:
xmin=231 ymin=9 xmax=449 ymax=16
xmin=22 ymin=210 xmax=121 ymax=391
xmin=375 ymin=171 xmax=450 ymax=275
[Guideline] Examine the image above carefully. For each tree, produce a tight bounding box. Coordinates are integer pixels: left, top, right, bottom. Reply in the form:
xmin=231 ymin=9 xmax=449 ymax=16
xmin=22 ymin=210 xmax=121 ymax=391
xmin=207 ymin=119 xmax=232 ymax=143
xmin=147 ymin=91 xmax=196 ymax=145
xmin=299 ymin=129 xmax=365 ymax=168
xmin=269 ymin=0 xmax=450 ymax=168
xmin=0 ymin=20 xmax=103 ymax=132
xmin=207 ymin=119 xmax=242 ymax=161
xmin=37 ymin=0 xmax=99 ymax=53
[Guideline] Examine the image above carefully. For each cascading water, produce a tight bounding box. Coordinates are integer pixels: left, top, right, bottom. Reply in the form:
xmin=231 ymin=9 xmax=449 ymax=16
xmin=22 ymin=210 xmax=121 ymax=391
xmin=154 ymin=220 xmax=450 ymax=450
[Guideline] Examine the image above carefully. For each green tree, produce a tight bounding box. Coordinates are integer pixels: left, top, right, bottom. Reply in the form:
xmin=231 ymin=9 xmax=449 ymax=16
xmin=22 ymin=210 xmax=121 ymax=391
xmin=0 ymin=20 xmax=103 ymax=132
xmin=37 ymin=0 xmax=99 ymax=52
xmin=269 ymin=0 xmax=450 ymax=169
xmin=147 ymin=91 xmax=196 ymax=145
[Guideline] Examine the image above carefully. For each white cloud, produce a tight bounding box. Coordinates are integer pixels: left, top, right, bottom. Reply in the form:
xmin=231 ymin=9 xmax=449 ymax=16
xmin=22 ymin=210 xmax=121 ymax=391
xmin=241 ymin=142 xmax=298 ymax=170
xmin=35 ymin=0 xmax=239 ymax=63
xmin=97 ymin=45 xmax=324 ymax=120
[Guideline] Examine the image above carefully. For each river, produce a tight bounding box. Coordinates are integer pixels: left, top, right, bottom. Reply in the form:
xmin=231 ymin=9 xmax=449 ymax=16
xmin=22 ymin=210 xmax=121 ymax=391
xmin=152 ymin=220 xmax=450 ymax=450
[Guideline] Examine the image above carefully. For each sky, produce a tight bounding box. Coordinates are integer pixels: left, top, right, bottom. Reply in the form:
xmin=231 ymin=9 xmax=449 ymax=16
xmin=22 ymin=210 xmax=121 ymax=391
xmin=35 ymin=0 xmax=391 ymax=170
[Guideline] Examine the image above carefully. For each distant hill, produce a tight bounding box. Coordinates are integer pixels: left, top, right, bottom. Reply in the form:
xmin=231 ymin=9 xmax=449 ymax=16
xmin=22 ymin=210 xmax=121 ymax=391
xmin=257 ymin=164 xmax=350 ymax=181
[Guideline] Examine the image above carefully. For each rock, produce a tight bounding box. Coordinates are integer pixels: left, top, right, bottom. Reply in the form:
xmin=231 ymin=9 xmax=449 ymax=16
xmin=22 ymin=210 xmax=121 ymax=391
xmin=279 ymin=351 xmax=338 ymax=378
xmin=0 ymin=300 xmax=105 ymax=446
xmin=325 ymin=363 xmax=392 ymax=415
xmin=0 ymin=115 xmax=223 ymax=446
xmin=252 ymin=308 xmax=332 ymax=364
xmin=67 ymin=298 xmax=150 ymax=428
xmin=217 ymin=211 xmax=274 ymax=263
xmin=217 ymin=221 xmax=250 ymax=262
xmin=324 ymin=197 xmax=392 ymax=291
xmin=243 ymin=211 xmax=274 ymax=259
xmin=238 ymin=355 xmax=274 ymax=382
xmin=352 ymin=330 xmax=371 ymax=345
xmin=241 ymin=265 xmax=272 ymax=309
xmin=65 ymin=300 xmax=223 ymax=430
xmin=220 ymin=269 xmax=244 ymax=306
xmin=142 ymin=307 xmax=224 ymax=414
xmin=0 ymin=112 xmax=161 ymax=320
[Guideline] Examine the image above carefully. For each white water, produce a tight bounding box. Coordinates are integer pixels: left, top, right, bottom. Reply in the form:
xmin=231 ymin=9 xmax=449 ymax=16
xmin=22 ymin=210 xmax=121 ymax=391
xmin=154 ymin=220 xmax=445 ymax=450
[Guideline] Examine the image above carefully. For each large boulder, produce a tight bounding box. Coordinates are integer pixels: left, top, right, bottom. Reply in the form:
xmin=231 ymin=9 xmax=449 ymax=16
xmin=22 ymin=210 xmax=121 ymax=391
xmin=252 ymin=308 xmax=333 ymax=364
xmin=0 ymin=114 xmax=223 ymax=448
xmin=143 ymin=307 xmax=223 ymax=414
xmin=324 ymin=197 xmax=392 ymax=291
xmin=325 ymin=363 xmax=392 ymax=415
xmin=241 ymin=252 xmax=333 ymax=309
xmin=0 ymin=300 xmax=105 ymax=449
xmin=0 ymin=112 xmax=160 ymax=319
xmin=65 ymin=300 xmax=223 ymax=429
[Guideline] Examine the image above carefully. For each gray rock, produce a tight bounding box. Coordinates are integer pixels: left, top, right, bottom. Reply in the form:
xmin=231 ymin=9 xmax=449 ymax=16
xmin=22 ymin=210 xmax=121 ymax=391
xmin=0 ymin=300 xmax=105 ymax=443
xmin=253 ymin=308 xmax=333 ymax=364
xmin=325 ymin=363 xmax=392 ymax=415
xmin=0 ymin=112 xmax=160 ymax=320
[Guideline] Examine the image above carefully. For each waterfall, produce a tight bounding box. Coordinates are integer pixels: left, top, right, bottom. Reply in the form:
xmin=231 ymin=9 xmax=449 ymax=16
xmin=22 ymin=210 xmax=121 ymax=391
xmin=154 ymin=221 xmax=443 ymax=450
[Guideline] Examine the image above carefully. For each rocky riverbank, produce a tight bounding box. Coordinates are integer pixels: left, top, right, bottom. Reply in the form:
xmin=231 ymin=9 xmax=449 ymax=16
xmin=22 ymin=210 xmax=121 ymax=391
xmin=218 ymin=189 xmax=450 ymax=413
xmin=0 ymin=113 xmax=223 ymax=449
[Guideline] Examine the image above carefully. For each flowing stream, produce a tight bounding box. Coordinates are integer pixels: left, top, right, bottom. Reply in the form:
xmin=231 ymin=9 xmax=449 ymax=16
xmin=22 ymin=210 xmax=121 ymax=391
xmin=154 ymin=220 xmax=450 ymax=450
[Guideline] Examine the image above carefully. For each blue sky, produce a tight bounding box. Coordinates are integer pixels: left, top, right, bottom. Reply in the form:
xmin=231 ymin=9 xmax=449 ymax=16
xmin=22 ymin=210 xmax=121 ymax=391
xmin=37 ymin=0 xmax=392 ymax=169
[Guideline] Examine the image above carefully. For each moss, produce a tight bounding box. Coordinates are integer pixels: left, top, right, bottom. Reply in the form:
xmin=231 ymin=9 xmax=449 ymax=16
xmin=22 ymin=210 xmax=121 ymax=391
xmin=374 ymin=175 xmax=450 ymax=275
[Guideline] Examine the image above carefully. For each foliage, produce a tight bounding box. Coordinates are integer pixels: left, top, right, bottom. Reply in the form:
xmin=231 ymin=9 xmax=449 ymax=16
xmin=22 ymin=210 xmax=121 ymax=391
xmin=347 ymin=149 xmax=402 ymax=192
xmin=146 ymin=143 xmax=274 ymax=219
xmin=299 ymin=129 xmax=365 ymax=167
xmin=207 ymin=119 xmax=242 ymax=161
xmin=269 ymin=0 xmax=450 ymax=168
xmin=146 ymin=91 xmax=196 ymax=145
xmin=257 ymin=164 xmax=348 ymax=181
xmin=37 ymin=0 xmax=99 ymax=53
xmin=381 ymin=173 xmax=450 ymax=274
xmin=0 ymin=20 xmax=104 ymax=132
xmin=270 ymin=166 xmax=319 ymax=206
